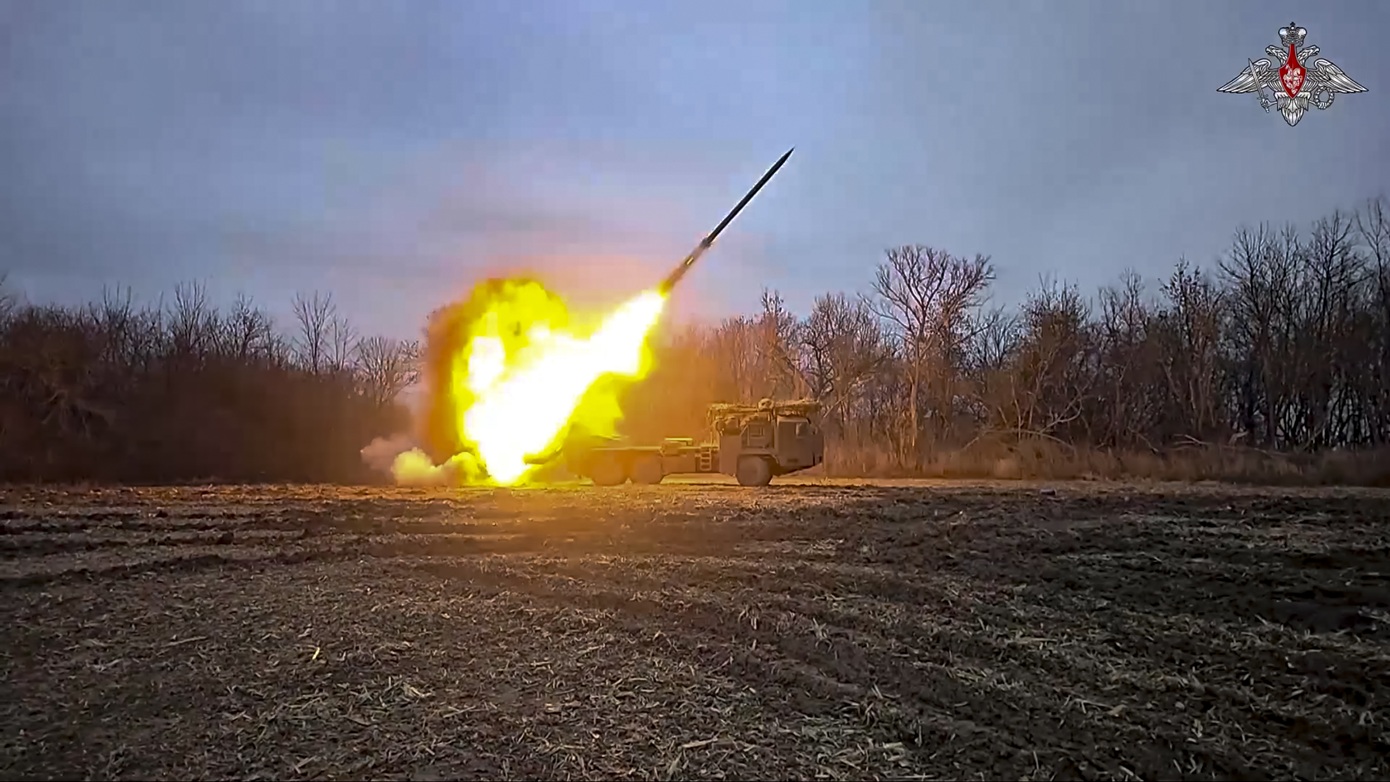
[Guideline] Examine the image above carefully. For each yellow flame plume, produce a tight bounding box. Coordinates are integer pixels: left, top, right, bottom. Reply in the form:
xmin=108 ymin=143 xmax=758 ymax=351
xmin=396 ymin=280 xmax=666 ymax=486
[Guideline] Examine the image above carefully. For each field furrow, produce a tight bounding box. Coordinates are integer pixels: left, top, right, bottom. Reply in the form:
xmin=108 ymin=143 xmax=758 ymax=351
xmin=2 ymin=481 xmax=1387 ymax=780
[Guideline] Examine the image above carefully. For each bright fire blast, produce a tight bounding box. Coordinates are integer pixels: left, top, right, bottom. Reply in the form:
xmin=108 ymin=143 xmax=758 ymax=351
xmin=378 ymin=151 xmax=794 ymax=486
xmin=393 ymin=279 xmax=666 ymax=486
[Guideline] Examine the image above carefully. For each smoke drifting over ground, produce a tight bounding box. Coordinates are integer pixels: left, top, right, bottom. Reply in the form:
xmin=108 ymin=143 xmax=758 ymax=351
xmin=359 ymin=433 xmax=413 ymax=475
xmin=357 ymin=434 xmax=453 ymax=487
xmin=358 ymin=434 xmax=480 ymax=487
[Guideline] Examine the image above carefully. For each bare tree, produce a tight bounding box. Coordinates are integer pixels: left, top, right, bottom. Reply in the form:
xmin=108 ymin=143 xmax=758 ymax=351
xmin=292 ymin=291 xmax=335 ymax=375
xmin=0 ymin=273 xmax=17 ymax=325
xmin=706 ymin=316 xmax=765 ymax=402
xmin=221 ymin=293 xmax=275 ymax=362
xmin=327 ymin=313 xmax=358 ymax=376
xmin=355 ymin=336 xmax=420 ymax=407
xmin=167 ymin=281 xmax=215 ymax=363
xmin=1291 ymin=211 xmax=1369 ymax=448
xmin=1356 ymin=196 xmax=1390 ymax=441
xmin=870 ymin=245 xmax=993 ymax=460
xmin=987 ymin=278 xmax=1095 ymax=441
xmin=1152 ymin=260 xmax=1226 ymax=444
xmin=1091 ymin=271 xmax=1159 ymax=447
xmin=1219 ymin=224 xmax=1301 ymax=447
xmin=800 ymin=291 xmax=890 ymax=435
xmin=755 ymin=289 xmax=805 ymax=399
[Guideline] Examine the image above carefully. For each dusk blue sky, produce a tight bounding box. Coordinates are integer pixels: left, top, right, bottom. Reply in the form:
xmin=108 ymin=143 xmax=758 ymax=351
xmin=2 ymin=0 xmax=1387 ymax=340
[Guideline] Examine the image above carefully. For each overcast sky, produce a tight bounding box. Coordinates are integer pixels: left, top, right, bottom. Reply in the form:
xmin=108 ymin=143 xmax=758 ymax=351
xmin=2 ymin=0 xmax=1386 ymax=340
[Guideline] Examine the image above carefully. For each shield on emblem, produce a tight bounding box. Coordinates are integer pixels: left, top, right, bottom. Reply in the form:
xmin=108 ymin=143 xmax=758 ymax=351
xmin=1279 ymin=46 xmax=1306 ymax=97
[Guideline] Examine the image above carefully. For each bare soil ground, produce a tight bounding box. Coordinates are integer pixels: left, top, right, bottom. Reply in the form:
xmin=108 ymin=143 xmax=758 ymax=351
xmin=1 ymin=479 xmax=1388 ymax=781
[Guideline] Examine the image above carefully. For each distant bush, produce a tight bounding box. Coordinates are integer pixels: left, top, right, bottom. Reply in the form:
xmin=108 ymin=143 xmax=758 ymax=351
xmin=813 ymin=436 xmax=1390 ymax=486
xmin=0 ymin=280 xmax=417 ymax=484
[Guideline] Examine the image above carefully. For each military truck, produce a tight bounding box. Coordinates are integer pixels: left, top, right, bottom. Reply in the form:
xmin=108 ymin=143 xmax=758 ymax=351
xmin=564 ymin=399 xmax=824 ymax=487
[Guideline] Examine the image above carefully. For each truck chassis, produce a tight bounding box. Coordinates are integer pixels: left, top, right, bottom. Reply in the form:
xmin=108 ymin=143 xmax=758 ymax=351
xmin=565 ymin=399 xmax=824 ymax=487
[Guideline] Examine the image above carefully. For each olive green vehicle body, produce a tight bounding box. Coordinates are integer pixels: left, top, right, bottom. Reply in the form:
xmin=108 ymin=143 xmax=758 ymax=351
xmin=564 ymin=400 xmax=824 ymax=487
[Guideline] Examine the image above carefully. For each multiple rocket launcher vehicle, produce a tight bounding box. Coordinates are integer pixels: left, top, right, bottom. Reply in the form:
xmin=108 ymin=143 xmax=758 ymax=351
xmin=566 ymin=148 xmax=827 ymax=487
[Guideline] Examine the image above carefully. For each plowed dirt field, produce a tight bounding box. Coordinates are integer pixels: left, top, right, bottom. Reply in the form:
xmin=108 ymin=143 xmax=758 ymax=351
xmin=2 ymin=480 xmax=1388 ymax=781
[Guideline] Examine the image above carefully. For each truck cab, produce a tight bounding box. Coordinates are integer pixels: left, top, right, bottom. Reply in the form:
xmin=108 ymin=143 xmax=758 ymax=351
xmin=713 ymin=399 xmax=824 ymax=486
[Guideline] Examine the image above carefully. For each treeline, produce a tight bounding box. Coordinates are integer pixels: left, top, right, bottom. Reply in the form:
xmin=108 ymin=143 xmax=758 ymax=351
xmin=3 ymin=195 xmax=1389 ymax=485
xmin=0 ymin=282 xmax=417 ymax=482
xmin=621 ymin=196 xmax=1390 ymax=485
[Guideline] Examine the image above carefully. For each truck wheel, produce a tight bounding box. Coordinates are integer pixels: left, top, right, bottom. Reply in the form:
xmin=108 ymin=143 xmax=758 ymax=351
xmin=735 ymin=455 xmax=773 ymax=487
xmin=630 ymin=455 xmax=664 ymax=485
xmin=588 ymin=455 xmax=627 ymax=486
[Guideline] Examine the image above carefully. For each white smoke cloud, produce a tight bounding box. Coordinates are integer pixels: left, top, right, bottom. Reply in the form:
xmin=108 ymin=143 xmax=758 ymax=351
xmin=358 ymin=389 xmax=464 ymax=487
xmin=360 ymin=433 xmax=415 ymax=475
xmin=360 ymin=433 xmax=483 ymax=487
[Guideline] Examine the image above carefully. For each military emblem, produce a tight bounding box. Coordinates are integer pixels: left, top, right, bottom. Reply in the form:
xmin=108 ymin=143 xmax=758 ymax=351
xmin=1218 ymin=23 xmax=1367 ymax=127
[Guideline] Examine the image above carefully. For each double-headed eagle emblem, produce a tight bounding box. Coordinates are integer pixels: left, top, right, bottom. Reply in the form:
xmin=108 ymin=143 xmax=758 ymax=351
xmin=1218 ymin=23 xmax=1366 ymax=127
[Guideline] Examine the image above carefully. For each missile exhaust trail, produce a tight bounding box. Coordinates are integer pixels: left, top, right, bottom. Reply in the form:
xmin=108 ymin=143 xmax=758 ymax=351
xmin=657 ymin=148 xmax=794 ymax=295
